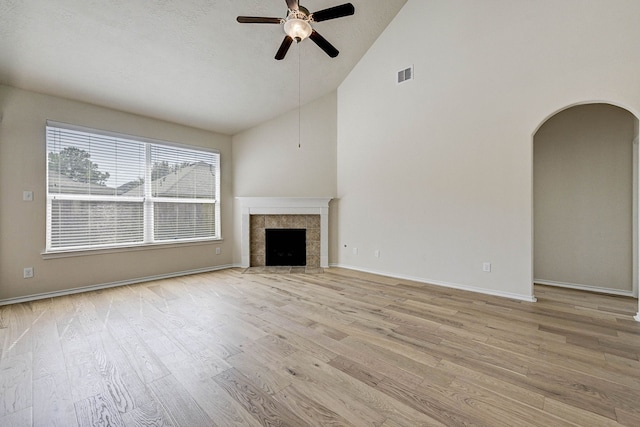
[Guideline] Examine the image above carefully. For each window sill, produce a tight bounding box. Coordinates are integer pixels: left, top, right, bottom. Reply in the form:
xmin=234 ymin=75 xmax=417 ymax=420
xmin=41 ymin=238 xmax=223 ymax=259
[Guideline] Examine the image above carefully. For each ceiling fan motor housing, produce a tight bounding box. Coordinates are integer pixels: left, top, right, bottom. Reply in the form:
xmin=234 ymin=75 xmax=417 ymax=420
xmin=284 ymin=7 xmax=312 ymax=41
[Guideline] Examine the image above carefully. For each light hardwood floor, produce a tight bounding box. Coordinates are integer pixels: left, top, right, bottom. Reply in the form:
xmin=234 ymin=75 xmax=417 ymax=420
xmin=1 ymin=267 xmax=639 ymax=426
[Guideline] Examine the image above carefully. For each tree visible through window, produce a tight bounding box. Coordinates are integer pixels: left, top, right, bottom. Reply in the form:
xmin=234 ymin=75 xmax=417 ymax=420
xmin=46 ymin=122 xmax=220 ymax=252
xmin=48 ymin=147 xmax=111 ymax=185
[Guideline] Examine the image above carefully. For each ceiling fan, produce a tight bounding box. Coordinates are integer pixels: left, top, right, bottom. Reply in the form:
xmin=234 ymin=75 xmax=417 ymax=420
xmin=237 ymin=0 xmax=355 ymax=60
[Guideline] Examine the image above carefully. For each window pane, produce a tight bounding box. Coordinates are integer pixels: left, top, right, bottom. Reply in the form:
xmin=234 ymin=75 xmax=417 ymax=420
xmin=47 ymin=127 xmax=146 ymax=196
xmin=50 ymin=200 xmax=143 ymax=249
xmin=150 ymin=145 xmax=217 ymax=199
xmin=154 ymin=202 xmax=216 ymax=241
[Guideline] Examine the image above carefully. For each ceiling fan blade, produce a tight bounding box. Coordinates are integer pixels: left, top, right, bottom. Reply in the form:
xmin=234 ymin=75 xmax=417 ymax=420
xmin=311 ymin=3 xmax=355 ymax=22
xmin=236 ymin=16 xmax=282 ymax=24
xmin=286 ymin=0 xmax=299 ymax=11
xmin=275 ymin=36 xmax=294 ymax=60
xmin=309 ymin=30 xmax=339 ymax=58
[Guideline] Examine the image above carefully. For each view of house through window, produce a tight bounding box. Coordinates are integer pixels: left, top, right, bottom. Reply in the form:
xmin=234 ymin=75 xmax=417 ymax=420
xmin=46 ymin=122 xmax=220 ymax=252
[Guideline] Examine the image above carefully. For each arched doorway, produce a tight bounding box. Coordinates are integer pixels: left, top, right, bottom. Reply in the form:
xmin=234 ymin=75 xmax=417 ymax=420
xmin=533 ymin=103 xmax=639 ymax=298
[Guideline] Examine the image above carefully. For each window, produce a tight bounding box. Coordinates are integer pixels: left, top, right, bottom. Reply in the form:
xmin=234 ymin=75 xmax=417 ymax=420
xmin=46 ymin=121 xmax=220 ymax=252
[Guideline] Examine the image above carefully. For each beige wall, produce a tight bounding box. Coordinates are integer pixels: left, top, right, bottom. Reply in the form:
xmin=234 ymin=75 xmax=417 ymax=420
xmin=0 ymin=85 xmax=233 ymax=301
xmin=231 ymin=91 xmax=337 ymax=264
xmin=335 ymin=0 xmax=640 ymax=300
xmin=232 ymin=91 xmax=337 ymax=197
xmin=534 ymin=104 xmax=635 ymax=293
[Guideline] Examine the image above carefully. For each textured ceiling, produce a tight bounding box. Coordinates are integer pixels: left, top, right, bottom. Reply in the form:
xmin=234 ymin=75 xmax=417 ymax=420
xmin=0 ymin=0 xmax=406 ymax=135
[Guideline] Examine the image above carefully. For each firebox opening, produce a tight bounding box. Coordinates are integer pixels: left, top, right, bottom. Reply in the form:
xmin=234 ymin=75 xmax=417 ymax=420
xmin=265 ymin=229 xmax=306 ymax=266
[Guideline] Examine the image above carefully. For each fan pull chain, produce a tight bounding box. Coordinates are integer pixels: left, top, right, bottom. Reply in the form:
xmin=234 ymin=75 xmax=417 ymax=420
xmin=298 ymin=43 xmax=301 ymax=149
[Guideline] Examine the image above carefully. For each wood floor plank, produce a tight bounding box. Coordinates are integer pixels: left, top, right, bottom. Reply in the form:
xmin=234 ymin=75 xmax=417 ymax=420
xmin=543 ymin=398 xmax=620 ymax=427
xmin=436 ymin=359 xmax=546 ymax=410
xmin=0 ymin=352 xmax=32 ymax=417
xmin=33 ymin=372 xmax=78 ymax=427
xmin=225 ymin=347 xmax=293 ymax=394
xmin=74 ymin=294 xmax=106 ymax=335
xmin=86 ymin=331 xmax=151 ymax=413
xmin=120 ymin=401 xmax=175 ymax=427
xmin=274 ymin=383 xmax=358 ymax=426
xmin=0 ymin=406 xmax=32 ymax=426
xmin=1 ymin=267 xmax=638 ymax=426
xmin=31 ymin=310 xmax=68 ymax=382
xmin=525 ymin=365 xmax=635 ymax=419
xmin=523 ymin=342 xmax=640 ymax=391
xmin=186 ymin=327 xmax=244 ymax=360
xmin=74 ymin=392 xmax=125 ymax=427
xmin=254 ymin=333 xmax=299 ymax=359
xmin=161 ymin=352 xmax=261 ymax=427
xmin=115 ymin=331 xmax=170 ymax=385
xmin=375 ymin=375 xmax=480 ymax=426
xmin=257 ymin=311 xmax=339 ymax=362
xmin=615 ymin=407 xmax=640 ymax=427
xmin=299 ymin=327 xmax=426 ymax=388
xmin=446 ymin=377 xmax=577 ymax=427
xmin=2 ymin=304 xmax=33 ymax=358
xmin=283 ymin=352 xmax=440 ymax=426
xmin=277 ymin=363 xmax=389 ymax=426
xmin=327 ymin=354 xmax=385 ymax=387
xmin=149 ymin=374 xmax=215 ymax=427
xmin=339 ymin=335 xmax=444 ymax=377
xmin=213 ymin=367 xmax=307 ymax=426
xmin=63 ymin=349 xmax=103 ymax=402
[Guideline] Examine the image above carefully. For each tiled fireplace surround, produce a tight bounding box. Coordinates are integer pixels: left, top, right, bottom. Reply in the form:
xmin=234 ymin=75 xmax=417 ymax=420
xmin=238 ymin=198 xmax=331 ymax=268
xmin=250 ymin=214 xmax=321 ymax=267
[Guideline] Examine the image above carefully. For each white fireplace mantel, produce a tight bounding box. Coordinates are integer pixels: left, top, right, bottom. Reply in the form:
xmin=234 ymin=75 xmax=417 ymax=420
xmin=237 ymin=197 xmax=332 ymax=268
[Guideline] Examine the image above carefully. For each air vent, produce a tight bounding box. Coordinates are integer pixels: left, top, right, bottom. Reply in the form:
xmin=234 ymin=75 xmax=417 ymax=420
xmin=397 ymin=65 xmax=414 ymax=84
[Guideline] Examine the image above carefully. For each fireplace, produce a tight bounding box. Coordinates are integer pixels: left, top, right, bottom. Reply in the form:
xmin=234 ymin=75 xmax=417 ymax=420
xmin=265 ymin=229 xmax=306 ymax=266
xmin=249 ymin=214 xmax=320 ymax=267
xmin=237 ymin=197 xmax=331 ymax=268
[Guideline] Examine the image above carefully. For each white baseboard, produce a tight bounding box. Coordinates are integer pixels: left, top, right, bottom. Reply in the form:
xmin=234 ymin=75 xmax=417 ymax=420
xmin=6 ymin=262 xmax=631 ymax=318
xmin=534 ymin=279 xmax=635 ymax=297
xmin=330 ymin=263 xmax=537 ymax=302
xmin=0 ymin=264 xmax=235 ymax=306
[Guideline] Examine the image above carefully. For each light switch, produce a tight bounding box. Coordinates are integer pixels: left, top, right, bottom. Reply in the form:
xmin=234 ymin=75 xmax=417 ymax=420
xmin=23 ymin=191 xmax=33 ymax=201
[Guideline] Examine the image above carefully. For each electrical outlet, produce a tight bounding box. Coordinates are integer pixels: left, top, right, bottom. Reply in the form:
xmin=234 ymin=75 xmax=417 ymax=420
xmin=374 ymin=250 xmax=380 ymax=258
xmin=23 ymin=267 xmax=34 ymax=278
xmin=23 ymin=191 xmax=33 ymax=201
xmin=215 ymin=247 xmax=221 ymax=255
xmin=352 ymin=247 xmax=358 ymax=255
xmin=482 ymin=262 xmax=491 ymax=272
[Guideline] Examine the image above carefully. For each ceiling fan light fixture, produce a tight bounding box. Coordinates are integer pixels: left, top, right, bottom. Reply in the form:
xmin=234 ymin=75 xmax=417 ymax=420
xmin=284 ymin=18 xmax=312 ymax=42
xmin=237 ymin=1 xmax=354 ymax=60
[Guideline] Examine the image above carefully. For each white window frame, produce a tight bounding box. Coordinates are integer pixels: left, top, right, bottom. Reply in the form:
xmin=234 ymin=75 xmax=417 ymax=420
xmin=45 ymin=121 xmax=221 ymax=254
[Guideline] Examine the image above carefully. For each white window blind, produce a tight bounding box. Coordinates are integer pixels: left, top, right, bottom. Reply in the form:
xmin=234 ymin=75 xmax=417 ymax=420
xmin=46 ymin=122 xmax=220 ymax=252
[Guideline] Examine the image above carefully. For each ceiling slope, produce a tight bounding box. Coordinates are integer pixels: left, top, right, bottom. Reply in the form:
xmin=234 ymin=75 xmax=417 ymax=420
xmin=0 ymin=0 xmax=406 ymax=135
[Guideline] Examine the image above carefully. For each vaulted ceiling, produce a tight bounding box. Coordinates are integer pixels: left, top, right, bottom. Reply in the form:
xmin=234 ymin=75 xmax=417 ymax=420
xmin=0 ymin=0 xmax=407 ymax=135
